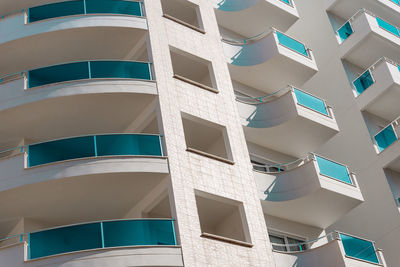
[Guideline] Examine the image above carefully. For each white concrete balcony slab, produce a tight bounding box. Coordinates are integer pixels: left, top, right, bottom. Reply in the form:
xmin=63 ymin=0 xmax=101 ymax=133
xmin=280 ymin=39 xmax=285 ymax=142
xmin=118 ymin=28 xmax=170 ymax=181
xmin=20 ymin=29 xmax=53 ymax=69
xmin=214 ymin=0 xmax=299 ymax=37
xmin=338 ymin=9 xmax=400 ymax=69
xmin=0 ymin=61 xmax=157 ymax=149
xmin=0 ymin=134 xmax=168 ymax=192
xmin=255 ymin=154 xmax=364 ymax=228
xmin=238 ymin=87 xmax=338 ymax=158
xmin=272 ymin=232 xmax=387 ymax=267
xmin=353 ymin=58 xmax=400 ymax=122
xmin=327 ymin=0 xmax=400 ymax=26
xmin=0 ymin=1 xmax=147 ymax=75
xmin=223 ymin=29 xmax=318 ymax=92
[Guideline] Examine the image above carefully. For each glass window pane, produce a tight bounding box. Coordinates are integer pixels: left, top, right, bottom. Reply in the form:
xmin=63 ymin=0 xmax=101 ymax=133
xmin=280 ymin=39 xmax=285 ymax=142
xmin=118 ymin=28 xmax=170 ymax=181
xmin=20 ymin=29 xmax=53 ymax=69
xmin=28 ymin=62 xmax=89 ymax=88
xmin=29 ymin=223 xmax=102 ymax=259
xmin=269 ymin=234 xmax=287 ymax=252
xmin=28 ymin=1 xmax=85 ymax=23
xmin=95 ymin=134 xmax=162 ymax=157
xmin=28 ymin=136 xmax=95 ymax=167
xmin=90 ymin=61 xmax=151 ymax=80
xmin=287 ymin=237 xmax=307 ymax=252
xmin=103 ymin=220 xmax=176 ymax=247
xmin=315 ymin=156 xmax=352 ymax=185
xmin=340 ymin=233 xmax=379 ymax=264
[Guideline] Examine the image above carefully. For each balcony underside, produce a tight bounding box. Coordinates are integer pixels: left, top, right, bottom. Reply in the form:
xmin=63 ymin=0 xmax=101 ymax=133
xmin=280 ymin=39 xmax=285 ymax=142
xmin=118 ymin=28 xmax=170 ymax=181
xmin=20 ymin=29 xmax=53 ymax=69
xmin=0 ymin=79 xmax=157 ymax=149
xmin=215 ymin=0 xmax=299 ymax=37
xmin=243 ymin=114 xmax=338 ymax=158
xmin=382 ymin=141 xmax=400 ymax=171
xmin=327 ymin=0 xmax=400 ymax=25
xmin=0 ymin=243 xmax=183 ymax=267
xmin=255 ymin=161 xmax=363 ymax=228
xmin=0 ymin=16 xmax=147 ymax=75
xmin=341 ymin=22 xmax=400 ymax=69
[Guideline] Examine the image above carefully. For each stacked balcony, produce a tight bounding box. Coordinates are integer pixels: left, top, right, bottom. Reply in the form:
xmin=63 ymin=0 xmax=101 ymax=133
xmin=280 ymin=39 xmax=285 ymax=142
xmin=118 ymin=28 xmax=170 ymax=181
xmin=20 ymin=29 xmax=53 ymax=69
xmin=272 ymin=231 xmax=386 ymax=266
xmin=254 ymin=154 xmax=363 ymax=228
xmin=223 ymin=29 xmax=318 ymax=93
xmin=337 ymin=9 xmax=400 ymax=69
xmin=237 ymin=87 xmax=338 ymax=158
xmin=214 ymin=0 xmax=299 ymax=37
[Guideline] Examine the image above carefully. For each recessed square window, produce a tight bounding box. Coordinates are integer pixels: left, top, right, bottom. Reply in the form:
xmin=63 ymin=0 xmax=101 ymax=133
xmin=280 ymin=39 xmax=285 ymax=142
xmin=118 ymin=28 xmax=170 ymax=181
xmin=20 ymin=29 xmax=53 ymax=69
xmin=181 ymin=113 xmax=233 ymax=164
xmin=195 ymin=190 xmax=252 ymax=246
xmin=170 ymin=47 xmax=218 ymax=93
xmin=161 ymin=0 xmax=204 ymax=33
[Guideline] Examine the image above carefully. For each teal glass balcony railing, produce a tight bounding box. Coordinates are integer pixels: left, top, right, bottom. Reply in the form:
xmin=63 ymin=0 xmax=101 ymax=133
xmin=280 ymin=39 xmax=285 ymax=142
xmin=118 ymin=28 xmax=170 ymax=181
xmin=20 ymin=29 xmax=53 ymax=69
xmin=376 ymin=17 xmax=400 ymax=37
xmin=279 ymin=0 xmax=292 ymax=6
xmin=275 ymin=31 xmax=310 ymax=57
xmin=340 ymin=233 xmax=380 ymax=264
xmin=28 ymin=61 xmax=152 ymax=88
xmin=353 ymin=70 xmax=375 ymax=95
xmin=293 ymin=88 xmax=329 ymax=116
xmin=374 ymin=125 xmax=398 ymax=152
xmin=337 ymin=21 xmax=354 ymax=42
xmin=27 ymin=219 xmax=176 ymax=259
xmin=28 ymin=0 xmax=143 ymax=23
xmin=390 ymin=0 xmax=400 ymax=5
xmin=315 ymin=155 xmax=353 ymax=185
xmin=27 ymin=134 xmax=163 ymax=167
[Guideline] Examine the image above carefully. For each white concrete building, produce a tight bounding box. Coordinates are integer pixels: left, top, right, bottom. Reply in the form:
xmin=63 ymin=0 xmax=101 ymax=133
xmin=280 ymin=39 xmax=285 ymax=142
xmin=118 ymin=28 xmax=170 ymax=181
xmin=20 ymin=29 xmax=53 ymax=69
xmin=0 ymin=0 xmax=396 ymax=266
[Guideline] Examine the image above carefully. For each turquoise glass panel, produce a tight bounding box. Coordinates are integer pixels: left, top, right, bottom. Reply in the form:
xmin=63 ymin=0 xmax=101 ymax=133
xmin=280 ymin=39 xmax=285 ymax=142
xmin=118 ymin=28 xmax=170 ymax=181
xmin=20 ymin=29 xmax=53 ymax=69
xmin=340 ymin=233 xmax=379 ymax=264
xmin=353 ymin=70 xmax=374 ymax=95
xmin=28 ymin=62 xmax=89 ymax=88
xmin=103 ymin=220 xmax=176 ymax=247
xmin=28 ymin=0 xmax=142 ymax=23
xmin=375 ymin=125 xmax=397 ymax=152
xmin=96 ymin=134 xmax=162 ymax=157
xmin=294 ymin=89 xmax=328 ymax=115
xmin=29 ymin=223 xmax=102 ymax=259
xmin=85 ymin=0 xmax=142 ymax=16
xmin=279 ymin=0 xmax=291 ymax=5
xmin=276 ymin=31 xmax=308 ymax=57
xmin=90 ymin=61 xmax=151 ymax=80
xmin=390 ymin=0 xmax=400 ymax=5
xmin=28 ymin=1 xmax=84 ymax=23
xmin=28 ymin=136 xmax=95 ymax=167
xmin=315 ymin=156 xmax=352 ymax=184
xmin=376 ymin=17 xmax=400 ymax=37
xmin=337 ymin=22 xmax=353 ymax=42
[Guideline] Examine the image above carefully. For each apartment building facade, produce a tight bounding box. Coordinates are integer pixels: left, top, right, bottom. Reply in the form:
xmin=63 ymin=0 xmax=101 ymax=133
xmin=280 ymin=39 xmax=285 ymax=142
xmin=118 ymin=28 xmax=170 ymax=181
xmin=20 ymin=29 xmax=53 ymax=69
xmin=0 ymin=0 xmax=397 ymax=266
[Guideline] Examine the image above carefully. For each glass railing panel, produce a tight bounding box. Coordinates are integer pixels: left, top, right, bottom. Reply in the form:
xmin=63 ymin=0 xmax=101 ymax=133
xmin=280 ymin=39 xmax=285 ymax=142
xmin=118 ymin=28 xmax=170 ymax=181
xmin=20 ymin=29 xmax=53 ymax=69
xmin=90 ymin=61 xmax=151 ymax=80
xmin=28 ymin=62 xmax=89 ymax=88
xmin=390 ymin=0 xmax=400 ymax=5
xmin=293 ymin=89 xmax=328 ymax=116
xmin=85 ymin=0 xmax=142 ymax=16
xmin=339 ymin=233 xmax=380 ymax=264
xmin=27 ymin=136 xmax=95 ymax=167
xmin=315 ymin=156 xmax=352 ymax=184
xmin=337 ymin=22 xmax=353 ymax=42
xmin=96 ymin=134 xmax=162 ymax=157
xmin=28 ymin=0 xmax=142 ymax=23
xmin=29 ymin=222 xmax=102 ymax=259
xmin=279 ymin=0 xmax=291 ymax=5
xmin=275 ymin=31 xmax=309 ymax=57
xmin=28 ymin=1 xmax=85 ymax=23
xmin=376 ymin=17 xmax=400 ymax=37
xmin=353 ymin=70 xmax=374 ymax=95
xmin=374 ymin=125 xmax=398 ymax=152
xmin=103 ymin=220 xmax=176 ymax=247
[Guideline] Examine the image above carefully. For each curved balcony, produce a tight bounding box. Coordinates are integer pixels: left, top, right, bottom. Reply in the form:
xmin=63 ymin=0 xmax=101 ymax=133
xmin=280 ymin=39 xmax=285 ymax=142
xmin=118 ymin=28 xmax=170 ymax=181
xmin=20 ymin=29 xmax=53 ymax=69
xmin=0 ymin=134 xmax=167 ymax=192
xmin=238 ymin=87 xmax=338 ymax=158
xmin=353 ymin=58 xmax=400 ymax=122
xmin=214 ymin=0 xmax=299 ymax=37
xmin=337 ymin=9 xmax=400 ymax=68
xmin=254 ymin=154 xmax=363 ymax=228
xmin=0 ymin=60 xmax=157 ymax=149
xmin=0 ymin=1 xmax=147 ymax=75
xmin=223 ymin=29 xmax=317 ymax=92
xmin=327 ymin=0 xmax=400 ymax=27
xmin=0 ymin=219 xmax=183 ymax=266
xmin=272 ymin=232 xmax=386 ymax=266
